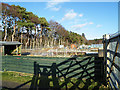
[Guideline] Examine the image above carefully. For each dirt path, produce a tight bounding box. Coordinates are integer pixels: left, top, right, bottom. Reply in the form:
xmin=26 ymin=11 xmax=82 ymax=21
xmin=1 ymin=81 xmax=30 ymax=90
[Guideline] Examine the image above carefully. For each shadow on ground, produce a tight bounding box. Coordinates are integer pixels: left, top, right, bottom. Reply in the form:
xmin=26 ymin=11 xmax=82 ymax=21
xmin=2 ymin=55 xmax=105 ymax=90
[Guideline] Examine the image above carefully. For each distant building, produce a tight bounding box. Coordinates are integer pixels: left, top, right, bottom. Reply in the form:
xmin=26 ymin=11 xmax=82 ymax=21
xmin=0 ymin=41 xmax=22 ymax=55
xmin=88 ymin=39 xmax=103 ymax=44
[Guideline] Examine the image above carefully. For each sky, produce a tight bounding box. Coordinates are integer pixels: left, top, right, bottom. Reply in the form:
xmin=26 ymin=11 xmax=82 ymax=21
xmin=5 ymin=1 xmax=118 ymax=40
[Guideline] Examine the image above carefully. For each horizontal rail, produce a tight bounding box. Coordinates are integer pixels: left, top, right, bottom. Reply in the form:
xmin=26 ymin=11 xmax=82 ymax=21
xmin=107 ymin=57 xmax=120 ymax=72
xmin=67 ymin=66 xmax=95 ymax=79
xmin=107 ymin=64 xmax=120 ymax=85
xmin=108 ymin=33 xmax=120 ymax=42
xmin=109 ymin=80 xmax=113 ymax=89
xmin=107 ymin=71 xmax=118 ymax=89
xmin=56 ymin=58 xmax=93 ymax=73
xmin=109 ymin=76 xmax=118 ymax=90
xmin=107 ymin=50 xmax=120 ymax=58
xmin=111 ymin=72 xmax=120 ymax=86
xmin=38 ymin=65 xmax=51 ymax=68
xmin=57 ymin=57 xmax=92 ymax=67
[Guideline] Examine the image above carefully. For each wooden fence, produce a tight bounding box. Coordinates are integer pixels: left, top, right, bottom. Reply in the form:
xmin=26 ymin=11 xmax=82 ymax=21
xmin=30 ymin=55 xmax=104 ymax=89
xmin=103 ymin=34 xmax=120 ymax=89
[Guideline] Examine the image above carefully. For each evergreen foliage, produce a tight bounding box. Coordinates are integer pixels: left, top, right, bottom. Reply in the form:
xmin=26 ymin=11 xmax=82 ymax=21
xmin=1 ymin=3 xmax=86 ymax=48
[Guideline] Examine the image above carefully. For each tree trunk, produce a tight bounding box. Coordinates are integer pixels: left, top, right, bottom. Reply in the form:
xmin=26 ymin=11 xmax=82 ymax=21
xmin=26 ymin=29 xmax=30 ymax=49
xmin=35 ymin=27 xmax=37 ymax=49
xmin=40 ymin=25 xmax=43 ymax=48
xmin=40 ymin=36 xmax=42 ymax=48
xmin=59 ymin=39 xmax=60 ymax=46
xmin=60 ymin=38 xmax=62 ymax=45
xmin=4 ymin=16 xmax=7 ymax=41
xmin=30 ymin=40 xmax=32 ymax=49
xmin=12 ymin=25 xmax=16 ymax=41
xmin=51 ymin=37 xmax=54 ymax=47
xmin=21 ymin=28 xmax=23 ymax=43
xmin=67 ymin=39 xmax=68 ymax=46
xmin=29 ymin=30 xmax=32 ymax=49
xmin=36 ymin=38 xmax=38 ymax=49
xmin=33 ymin=39 xmax=35 ymax=49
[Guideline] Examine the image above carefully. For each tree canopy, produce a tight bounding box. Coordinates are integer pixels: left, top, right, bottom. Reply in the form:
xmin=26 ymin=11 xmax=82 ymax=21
xmin=1 ymin=3 xmax=88 ymax=48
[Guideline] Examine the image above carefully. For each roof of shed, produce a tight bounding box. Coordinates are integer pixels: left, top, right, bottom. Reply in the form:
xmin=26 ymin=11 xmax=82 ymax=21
xmin=0 ymin=41 xmax=22 ymax=45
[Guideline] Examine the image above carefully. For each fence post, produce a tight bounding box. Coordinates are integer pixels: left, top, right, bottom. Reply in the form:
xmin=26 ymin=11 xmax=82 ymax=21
xmin=30 ymin=61 xmax=39 ymax=90
xmin=94 ymin=56 xmax=104 ymax=83
xmin=103 ymin=34 xmax=107 ymax=86
xmin=34 ymin=61 xmax=37 ymax=75
xmin=51 ymin=63 xmax=59 ymax=89
xmin=103 ymin=34 xmax=109 ymax=86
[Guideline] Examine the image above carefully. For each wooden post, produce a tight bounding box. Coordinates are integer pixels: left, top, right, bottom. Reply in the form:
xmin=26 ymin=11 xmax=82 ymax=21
xmin=34 ymin=62 xmax=39 ymax=88
xmin=94 ymin=56 xmax=104 ymax=82
xmin=103 ymin=34 xmax=107 ymax=86
xmin=30 ymin=62 xmax=39 ymax=90
xmin=34 ymin=61 xmax=39 ymax=76
xmin=34 ymin=62 xmax=36 ymax=75
xmin=2 ymin=46 xmax=4 ymax=56
xmin=103 ymin=34 xmax=109 ymax=86
xmin=51 ymin=63 xmax=59 ymax=89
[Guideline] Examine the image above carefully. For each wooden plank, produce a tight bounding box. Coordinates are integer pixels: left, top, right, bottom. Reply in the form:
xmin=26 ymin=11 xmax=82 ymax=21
xmin=108 ymin=80 xmax=113 ymax=89
xmin=58 ymin=61 xmax=94 ymax=77
xmin=56 ymin=57 xmax=92 ymax=73
xmin=74 ymin=57 xmax=95 ymax=81
xmin=107 ymin=38 xmax=119 ymax=83
xmin=38 ymin=65 xmax=51 ymax=68
xmin=103 ymin=35 xmax=109 ymax=85
xmin=111 ymin=71 xmax=120 ymax=86
xmin=107 ymin=57 xmax=120 ymax=72
xmin=109 ymin=76 xmax=118 ymax=89
xmin=67 ymin=66 xmax=95 ymax=79
xmin=57 ymin=56 xmax=91 ymax=67
xmin=107 ymin=50 xmax=120 ymax=58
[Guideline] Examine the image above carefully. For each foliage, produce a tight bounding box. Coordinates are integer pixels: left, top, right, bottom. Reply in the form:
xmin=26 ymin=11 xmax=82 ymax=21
xmin=2 ymin=3 xmax=87 ymax=48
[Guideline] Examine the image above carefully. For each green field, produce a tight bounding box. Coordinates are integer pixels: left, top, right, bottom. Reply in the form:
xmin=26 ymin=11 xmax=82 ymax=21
xmin=2 ymin=56 xmax=94 ymax=75
xmin=1 ymin=56 xmax=106 ymax=89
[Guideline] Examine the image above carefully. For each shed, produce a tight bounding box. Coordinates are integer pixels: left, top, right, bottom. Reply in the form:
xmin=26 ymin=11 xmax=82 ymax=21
xmin=0 ymin=41 xmax=22 ymax=55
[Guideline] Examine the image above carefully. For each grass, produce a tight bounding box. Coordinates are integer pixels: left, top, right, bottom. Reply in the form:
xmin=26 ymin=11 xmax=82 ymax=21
xmin=2 ymin=71 xmax=33 ymax=85
xmin=2 ymin=56 xmax=92 ymax=74
xmin=1 ymin=71 xmax=107 ymax=90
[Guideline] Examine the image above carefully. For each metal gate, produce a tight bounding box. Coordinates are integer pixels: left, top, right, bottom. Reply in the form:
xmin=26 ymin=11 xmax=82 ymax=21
xmin=103 ymin=33 xmax=120 ymax=89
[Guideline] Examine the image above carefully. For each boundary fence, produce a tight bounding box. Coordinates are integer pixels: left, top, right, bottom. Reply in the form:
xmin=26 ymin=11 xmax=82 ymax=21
xmin=103 ymin=34 xmax=120 ymax=89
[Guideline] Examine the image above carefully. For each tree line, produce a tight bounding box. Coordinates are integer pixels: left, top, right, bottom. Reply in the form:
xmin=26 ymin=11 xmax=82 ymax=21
xmin=1 ymin=3 xmax=86 ymax=49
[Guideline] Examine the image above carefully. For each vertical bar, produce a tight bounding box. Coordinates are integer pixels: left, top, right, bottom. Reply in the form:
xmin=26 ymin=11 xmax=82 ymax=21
xmin=51 ymin=63 xmax=59 ymax=89
xmin=30 ymin=61 xmax=38 ymax=90
xmin=34 ymin=61 xmax=37 ymax=75
xmin=0 ymin=3 xmax=2 ymax=88
xmin=103 ymin=35 xmax=107 ymax=86
xmin=2 ymin=46 xmax=4 ymax=56
xmin=103 ymin=34 xmax=109 ymax=86
xmin=94 ymin=57 xmax=104 ymax=82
